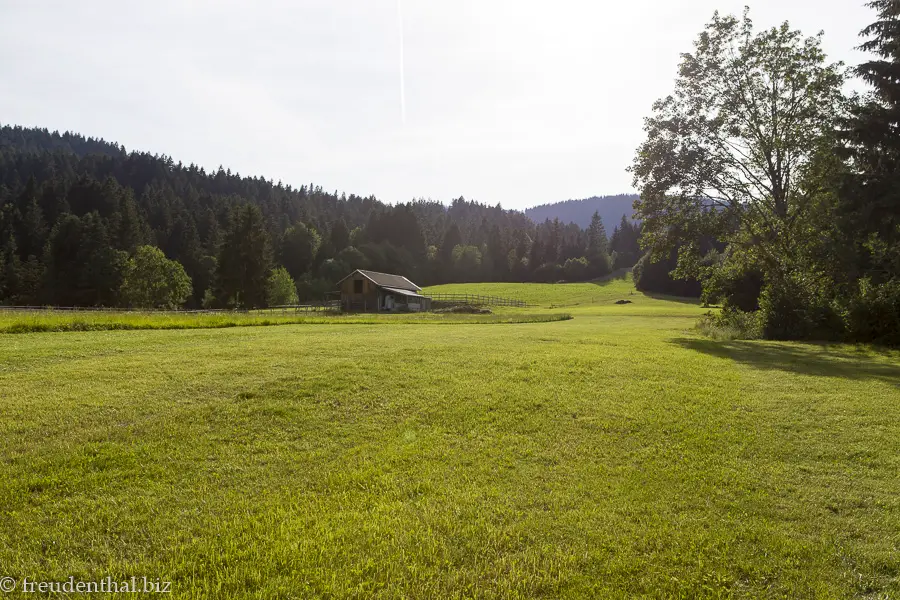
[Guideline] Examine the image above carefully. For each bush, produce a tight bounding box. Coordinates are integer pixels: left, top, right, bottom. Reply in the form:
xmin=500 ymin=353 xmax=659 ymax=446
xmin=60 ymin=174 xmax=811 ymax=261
xmin=295 ymin=276 xmax=334 ymax=302
xmin=757 ymin=274 xmax=842 ymax=341
xmin=843 ymin=277 xmax=900 ymax=346
xmin=588 ymin=252 xmax=612 ymax=278
xmin=533 ymin=262 xmax=563 ymax=283
xmin=701 ymin=251 xmax=764 ymax=311
xmin=697 ymin=309 xmax=762 ymax=340
xmin=633 ymin=251 xmax=702 ymax=297
xmin=562 ymin=257 xmax=590 ymax=282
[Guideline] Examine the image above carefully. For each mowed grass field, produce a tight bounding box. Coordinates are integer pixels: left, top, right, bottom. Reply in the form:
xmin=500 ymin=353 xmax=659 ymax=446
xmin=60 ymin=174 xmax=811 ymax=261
xmin=0 ymin=309 xmax=569 ymax=334
xmin=1 ymin=276 xmax=899 ymax=598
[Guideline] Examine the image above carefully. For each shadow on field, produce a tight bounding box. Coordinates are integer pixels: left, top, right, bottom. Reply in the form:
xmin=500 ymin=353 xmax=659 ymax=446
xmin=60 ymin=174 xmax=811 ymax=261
xmin=672 ymin=338 xmax=900 ymax=387
xmin=589 ymin=269 xmax=630 ymax=286
xmin=643 ymin=293 xmax=703 ymax=305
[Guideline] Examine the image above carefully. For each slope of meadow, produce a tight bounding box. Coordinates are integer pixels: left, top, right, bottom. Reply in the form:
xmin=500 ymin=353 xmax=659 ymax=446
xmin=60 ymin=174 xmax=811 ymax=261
xmin=425 ymin=272 xmax=705 ymax=315
xmin=0 ymin=279 xmax=898 ymax=598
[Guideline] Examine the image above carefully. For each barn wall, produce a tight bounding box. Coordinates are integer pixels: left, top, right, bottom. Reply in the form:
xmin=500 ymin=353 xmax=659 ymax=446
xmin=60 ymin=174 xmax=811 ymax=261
xmin=340 ymin=275 xmax=379 ymax=311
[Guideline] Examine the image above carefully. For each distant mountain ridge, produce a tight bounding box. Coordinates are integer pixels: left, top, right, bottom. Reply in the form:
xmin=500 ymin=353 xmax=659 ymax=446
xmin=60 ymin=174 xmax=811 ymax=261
xmin=525 ymin=194 xmax=638 ymax=229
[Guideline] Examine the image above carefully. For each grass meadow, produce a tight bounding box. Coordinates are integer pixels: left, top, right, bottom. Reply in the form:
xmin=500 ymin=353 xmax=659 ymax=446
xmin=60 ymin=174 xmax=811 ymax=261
xmin=0 ymin=309 xmax=570 ymax=333
xmin=1 ymin=275 xmax=898 ymax=598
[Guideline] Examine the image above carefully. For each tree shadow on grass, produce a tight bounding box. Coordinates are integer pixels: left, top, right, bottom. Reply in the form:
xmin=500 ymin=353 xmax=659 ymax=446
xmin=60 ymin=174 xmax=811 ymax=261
xmin=588 ymin=269 xmax=630 ymax=286
xmin=643 ymin=293 xmax=704 ymax=305
xmin=671 ymin=337 xmax=900 ymax=388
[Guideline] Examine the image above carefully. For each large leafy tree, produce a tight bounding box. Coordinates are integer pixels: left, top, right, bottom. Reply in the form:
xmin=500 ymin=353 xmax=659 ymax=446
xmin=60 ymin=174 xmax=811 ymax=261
xmin=121 ymin=245 xmax=192 ymax=309
xmin=630 ymin=9 xmax=846 ymax=283
xmin=279 ymin=222 xmax=321 ymax=280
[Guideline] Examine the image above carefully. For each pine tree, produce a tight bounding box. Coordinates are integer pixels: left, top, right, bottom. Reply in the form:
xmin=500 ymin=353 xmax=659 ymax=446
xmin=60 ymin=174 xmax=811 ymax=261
xmin=587 ymin=211 xmax=610 ymax=276
xmin=329 ymin=218 xmax=350 ymax=252
xmin=842 ymin=0 xmax=900 ymax=280
xmin=0 ymin=235 xmax=21 ymax=304
xmin=439 ymin=223 xmax=462 ymax=270
xmin=217 ymin=204 xmax=273 ymax=308
xmin=543 ymin=219 xmax=561 ymax=264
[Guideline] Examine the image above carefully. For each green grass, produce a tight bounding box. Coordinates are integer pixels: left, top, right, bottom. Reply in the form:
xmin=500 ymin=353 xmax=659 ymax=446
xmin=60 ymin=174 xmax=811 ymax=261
xmin=0 ymin=309 xmax=571 ymax=333
xmin=425 ymin=272 xmax=707 ymax=316
xmin=0 ymin=278 xmax=898 ymax=598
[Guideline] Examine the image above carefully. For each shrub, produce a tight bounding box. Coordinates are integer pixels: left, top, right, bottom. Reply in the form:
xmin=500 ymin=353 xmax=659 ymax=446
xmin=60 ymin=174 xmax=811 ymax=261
xmin=843 ymin=277 xmax=900 ymax=346
xmin=700 ymin=250 xmax=763 ymax=311
xmin=562 ymin=257 xmax=590 ymax=282
xmin=757 ymin=274 xmax=842 ymax=341
xmin=633 ymin=251 xmax=702 ymax=297
xmin=697 ymin=309 xmax=762 ymax=341
xmin=533 ymin=262 xmax=563 ymax=283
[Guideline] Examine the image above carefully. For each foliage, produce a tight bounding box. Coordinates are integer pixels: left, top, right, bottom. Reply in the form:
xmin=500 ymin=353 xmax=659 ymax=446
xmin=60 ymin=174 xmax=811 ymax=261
xmin=524 ymin=194 xmax=638 ymax=229
xmin=562 ymin=257 xmax=590 ymax=282
xmin=451 ymin=245 xmax=482 ymax=281
xmin=609 ymin=215 xmax=642 ymax=269
xmin=216 ymin=204 xmax=272 ymax=309
xmin=121 ymin=245 xmax=192 ymax=309
xmin=43 ymin=213 xmax=129 ymax=306
xmin=756 ymin=272 xmax=843 ymax=341
xmin=0 ymin=126 xmax=612 ymax=307
xmin=627 ymin=6 xmax=900 ymax=345
xmin=633 ymin=250 xmax=702 ymax=298
xmin=266 ymin=267 xmax=299 ymax=306
xmin=279 ymin=222 xmax=321 ymax=281
xmin=843 ymin=276 xmax=900 ymax=346
xmin=631 ymin=9 xmax=845 ymax=284
xmin=697 ymin=248 xmax=763 ymax=310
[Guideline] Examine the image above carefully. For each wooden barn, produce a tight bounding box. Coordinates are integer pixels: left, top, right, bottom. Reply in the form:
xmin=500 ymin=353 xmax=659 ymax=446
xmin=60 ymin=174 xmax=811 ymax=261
xmin=337 ymin=270 xmax=432 ymax=312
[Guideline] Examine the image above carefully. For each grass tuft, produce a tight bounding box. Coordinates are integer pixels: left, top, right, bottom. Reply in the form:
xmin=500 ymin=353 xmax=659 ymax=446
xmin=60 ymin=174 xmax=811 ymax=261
xmin=696 ymin=310 xmax=762 ymax=341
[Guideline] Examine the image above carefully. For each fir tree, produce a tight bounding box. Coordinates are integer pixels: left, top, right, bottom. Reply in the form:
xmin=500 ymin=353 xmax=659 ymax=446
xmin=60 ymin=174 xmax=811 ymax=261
xmin=217 ymin=204 xmax=273 ymax=308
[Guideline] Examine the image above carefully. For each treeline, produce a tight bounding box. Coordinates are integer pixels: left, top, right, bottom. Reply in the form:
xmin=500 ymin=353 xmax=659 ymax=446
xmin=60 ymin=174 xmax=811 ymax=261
xmin=0 ymin=126 xmax=641 ymax=308
xmin=631 ymin=2 xmax=900 ymax=346
xmin=524 ymin=194 xmax=638 ymax=230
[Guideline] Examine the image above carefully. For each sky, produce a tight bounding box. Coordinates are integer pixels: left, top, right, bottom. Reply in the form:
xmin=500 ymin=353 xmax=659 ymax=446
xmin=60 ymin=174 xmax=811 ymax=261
xmin=0 ymin=1 xmax=876 ymax=210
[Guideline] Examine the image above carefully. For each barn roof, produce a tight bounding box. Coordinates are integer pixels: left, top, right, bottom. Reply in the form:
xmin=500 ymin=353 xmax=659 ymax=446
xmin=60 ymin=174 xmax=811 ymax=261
xmin=381 ymin=286 xmax=426 ymax=298
xmin=338 ymin=269 xmax=421 ymax=292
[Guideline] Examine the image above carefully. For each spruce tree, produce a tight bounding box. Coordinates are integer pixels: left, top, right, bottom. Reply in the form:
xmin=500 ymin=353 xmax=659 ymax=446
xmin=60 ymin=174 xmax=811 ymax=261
xmin=586 ymin=212 xmax=610 ymax=276
xmin=842 ymin=0 xmax=900 ymax=279
xmin=329 ymin=218 xmax=350 ymax=252
xmin=217 ymin=204 xmax=272 ymax=308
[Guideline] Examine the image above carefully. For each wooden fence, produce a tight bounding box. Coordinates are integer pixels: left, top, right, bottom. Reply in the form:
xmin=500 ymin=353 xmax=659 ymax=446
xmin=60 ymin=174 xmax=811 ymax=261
xmin=425 ymin=293 xmax=530 ymax=308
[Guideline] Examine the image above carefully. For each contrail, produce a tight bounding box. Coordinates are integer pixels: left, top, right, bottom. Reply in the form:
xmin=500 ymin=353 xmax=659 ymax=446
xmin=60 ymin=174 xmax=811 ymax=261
xmin=397 ymin=0 xmax=406 ymax=125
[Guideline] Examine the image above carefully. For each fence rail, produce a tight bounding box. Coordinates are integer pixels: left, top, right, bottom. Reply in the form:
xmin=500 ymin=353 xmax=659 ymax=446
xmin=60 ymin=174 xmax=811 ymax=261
xmin=424 ymin=293 xmax=530 ymax=308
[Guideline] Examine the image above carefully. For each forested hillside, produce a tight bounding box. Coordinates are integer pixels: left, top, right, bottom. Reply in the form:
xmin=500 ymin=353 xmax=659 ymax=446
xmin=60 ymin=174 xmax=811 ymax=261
xmin=0 ymin=125 xmax=641 ymax=308
xmin=525 ymin=194 xmax=638 ymax=229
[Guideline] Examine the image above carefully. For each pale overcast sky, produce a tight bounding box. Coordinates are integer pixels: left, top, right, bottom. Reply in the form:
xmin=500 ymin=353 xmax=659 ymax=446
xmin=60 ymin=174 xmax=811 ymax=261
xmin=0 ymin=1 xmax=875 ymax=209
